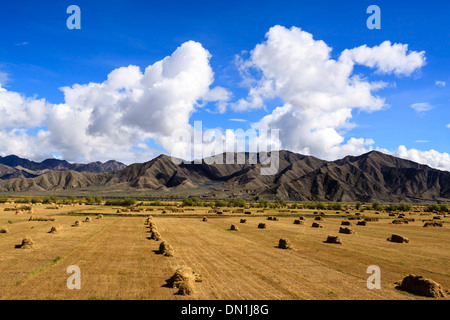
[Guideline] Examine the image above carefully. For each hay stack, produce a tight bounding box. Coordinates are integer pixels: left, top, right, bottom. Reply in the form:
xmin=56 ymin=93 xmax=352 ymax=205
xmin=240 ymin=219 xmax=247 ymax=223
xmin=29 ymin=216 xmax=55 ymax=222
xmin=97 ymin=214 xmax=103 ymax=219
xmin=311 ymin=222 xmax=323 ymax=228
xmin=299 ymin=217 xmax=305 ymax=220
xmin=202 ymin=217 xmax=208 ymax=222
xmin=17 ymin=237 xmax=35 ymax=249
xmin=244 ymin=211 xmax=252 ymax=215
xmin=150 ymin=231 xmax=161 ymax=241
xmin=293 ymin=219 xmax=303 ymax=225
xmin=72 ymin=220 xmax=82 ymax=227
xmin=48 ymin=225 xmax=63 ymax=234
xmin=267 ymin=216 xmax=273 ymax=221
xmin=397 ymin=275 xmax=446 ymax=298
xmin=392 ymin=219 xmax=408 ymax=224
xmin=159 ymin=241 xmax=175 ymax=257
xmin=387 ymin=234 xmax=409 ymax=243
xmin=15 ymin=210 xmax=24 ymax=215
xmin=167 ymin=267 xmax=202 ymax=295
xmin=84 ymin=217 xmax=92 ymax=222
xmin=324 ymin=235 xmax=342 ymax=244
xmin=314 ymin=216 xmax=323 ymax=221
xmin=423 ymin=221 xmax=443 ymax=227
xmin=230 ymin=225 xmax=239 ymax=231
xmin=0 ymin=226 xmax=9 ymax=234
xmin=341 ymin=221 xmax=352 ymax=226
xmin=364 ymin=217 xmax=379 ymax=222
xmin=257 ymin=223 xmax=267 ymax=229
xmin=278 ymin=238 xmax=293 ymax=250
xmin=339 ymin=227 xmax=355 ymax=234
xmin=272 ymin=217 xmax=279 ymax=221
xmin=356 ymin=221 xmax=367 ymax=226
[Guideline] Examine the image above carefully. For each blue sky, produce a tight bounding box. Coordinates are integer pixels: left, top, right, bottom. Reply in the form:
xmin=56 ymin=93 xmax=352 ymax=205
xmin=0 ymin=0 xmax=448 ymax=169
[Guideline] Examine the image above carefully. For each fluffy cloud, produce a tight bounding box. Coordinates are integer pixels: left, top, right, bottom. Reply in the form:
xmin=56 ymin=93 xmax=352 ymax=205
xmin=233 ymin=26 xmax=434 ymax=163
xmin=340 ymin=41 xmax=426 ymax=76
xmin=235 ymin=26 xmax=412 ymax=159
xmin=435 ymin=81 xmax=446 ymax=87
xmin=396 ymin=145 xmax=450 ymax=172
xmin=0 ymin=85 xmax=48 ymax=128
xmin=0 ymin=41 xmax=228 ymax=163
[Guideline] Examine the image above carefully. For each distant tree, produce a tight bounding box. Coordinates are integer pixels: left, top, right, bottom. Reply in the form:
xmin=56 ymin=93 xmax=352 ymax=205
xmin=85 ymin=195 xmax=94 ymax=205
xmin=94 ymin=195 xmax=102 ymax=204
xmin=372 ymin=202 xmax=382 ymax=211
xmin=316 ymin=202 xmax=326 ymax=210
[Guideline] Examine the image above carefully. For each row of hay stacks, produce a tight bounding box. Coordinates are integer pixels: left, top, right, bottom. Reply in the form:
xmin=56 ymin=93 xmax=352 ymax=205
xmin=29 ymin=216 xmax=55 ymax=222
xmin=145 ymin=216 xmax=174 ymax=257
xmin=2 ymin=213 xmax=103 ymax=250
xmin=144 ymin=216 xmax=203 ymax=296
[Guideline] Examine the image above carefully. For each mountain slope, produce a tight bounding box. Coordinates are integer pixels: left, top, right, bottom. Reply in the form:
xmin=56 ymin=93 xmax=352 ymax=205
xmin=0 ymin=150 xmax=448 ymax=202
xmin=0 ymin=155 xmax=127 ymax=177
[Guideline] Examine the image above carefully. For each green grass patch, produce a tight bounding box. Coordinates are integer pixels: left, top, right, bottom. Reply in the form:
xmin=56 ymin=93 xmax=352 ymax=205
xmin=28 ymin=256 xmax=64 ymax=279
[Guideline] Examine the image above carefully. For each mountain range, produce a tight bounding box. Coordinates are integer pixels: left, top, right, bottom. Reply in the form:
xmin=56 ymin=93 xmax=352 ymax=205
xmin=0 ymin=151 xmax=448 ymax=203
xmin=0 ymin=155 xmax=126 ymax=180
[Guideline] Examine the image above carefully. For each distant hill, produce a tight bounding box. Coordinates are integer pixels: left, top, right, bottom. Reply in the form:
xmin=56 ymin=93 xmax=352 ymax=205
xmin=0 ymin=151 xmax=448 ymax=203
xmin=0 ymin=155 xmax=127 ymax=180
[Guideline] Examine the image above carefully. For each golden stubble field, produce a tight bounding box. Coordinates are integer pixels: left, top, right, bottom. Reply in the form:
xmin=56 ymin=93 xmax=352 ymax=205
xmin=0 ymin=203 xmax=449 ymax=300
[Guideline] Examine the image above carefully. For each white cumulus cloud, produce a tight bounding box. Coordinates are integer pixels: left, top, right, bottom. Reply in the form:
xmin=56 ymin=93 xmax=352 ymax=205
xmin=234 ymin=25 xmax=427 ymax=160
xmin=396 ymin=145 xmax=450 ymax=172
xmin=0 ymin=41 xmax=228 ymax=163
xmin=340 ymin=41 xmax=426 ymax=76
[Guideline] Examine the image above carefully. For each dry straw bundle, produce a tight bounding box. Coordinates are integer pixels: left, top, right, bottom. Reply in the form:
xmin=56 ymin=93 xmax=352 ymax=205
xmin=423 ymin=221 xmax=443 ymax=227
xmin=324 ymin=235 xmax=342 ymax=244
xmin=339 ymin=227 xmax=355 ymax=234
xmin=387 ymin=234 xmax=409 ymax=243
xmin=150 ymin=231 xmax=161 ymax=241
xmin=257 ymin=223 xmax=267 ymax=229
xmin=16 ymin=237 xmax=35 ymax=249
xmin=159 ymin=241 xmax=175 ymax=257
xmin=278 ymin=238 xmax=293 ymax=250
xmin=72 ymin=220 xmax=82 ymax=227
xmin=167 ymin=267 xmax=202 ymax=295
xmin=29 ymin=216 xmax=55 ymax=222
xmin=0 ymin=226 xmax=9 ymax=234
xmin=397 ymin=275 xmax=446 ymax=298
xmin=230 ymin=225 xmax=239 ymax=231
xmin=48 ymin=225 xmax=63 ymax=234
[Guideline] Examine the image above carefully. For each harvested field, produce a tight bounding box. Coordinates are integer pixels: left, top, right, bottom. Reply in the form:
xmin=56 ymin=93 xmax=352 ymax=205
xmin=0 ymin=205 xmax=449 ymax=300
